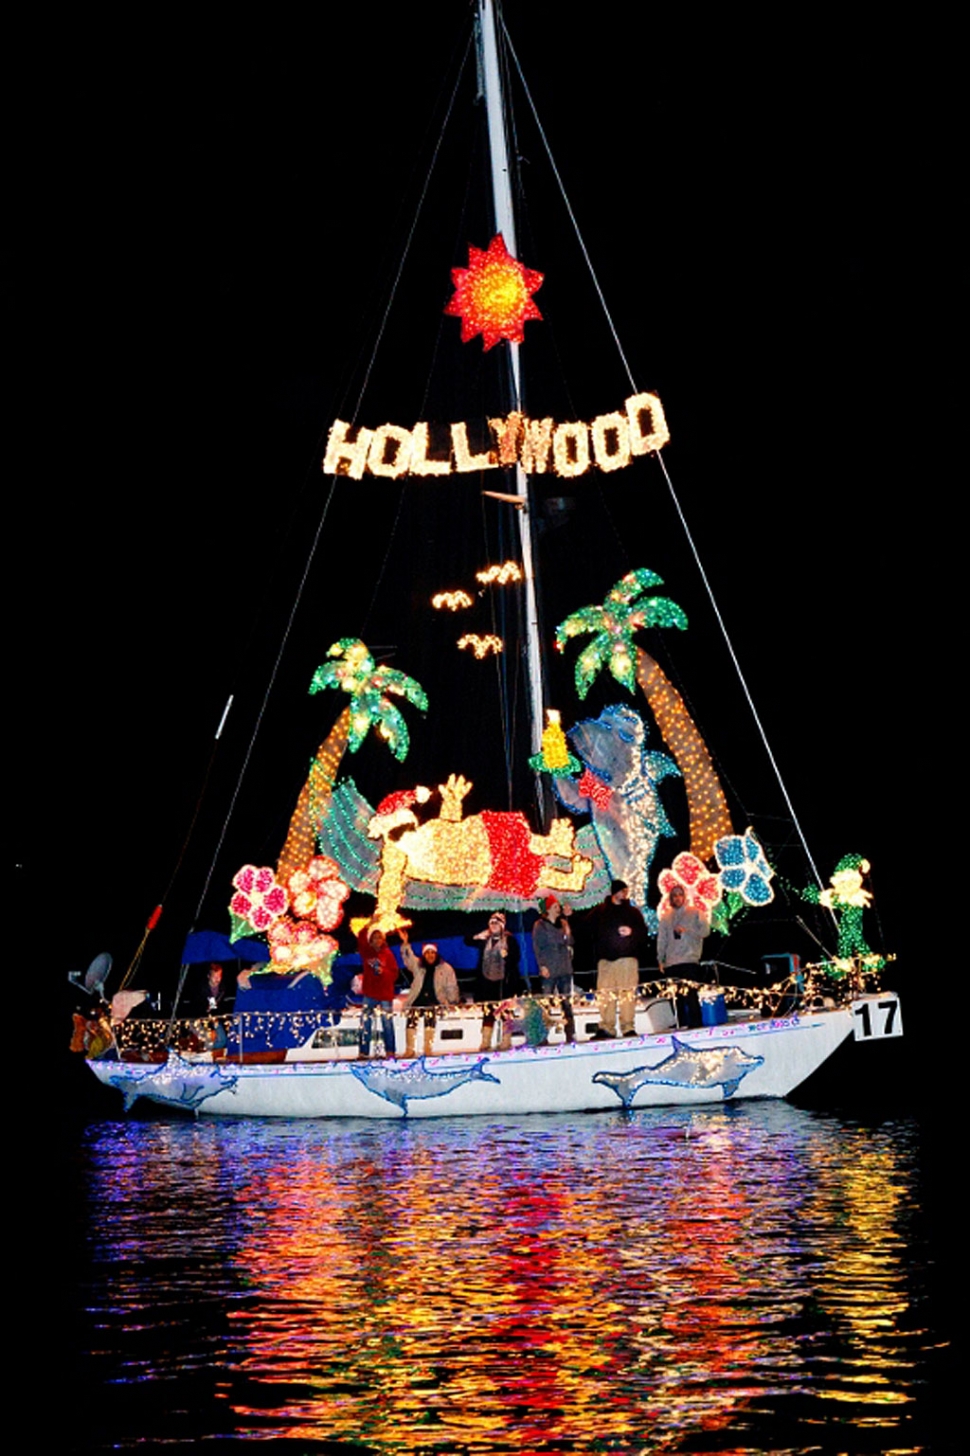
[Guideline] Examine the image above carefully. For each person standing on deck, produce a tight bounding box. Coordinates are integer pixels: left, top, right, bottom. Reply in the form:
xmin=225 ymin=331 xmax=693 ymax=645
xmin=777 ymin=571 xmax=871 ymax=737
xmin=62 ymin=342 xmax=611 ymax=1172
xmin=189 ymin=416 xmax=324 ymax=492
xmin=357 ymin=920 xmax=400 ymax=1058
xmin=467 ymin=912 xmax=521 ymax=999
xmin=532 ymin=896 xmax=576 ymax=1044
xmin=589 ymin=880 xmax=649 ymax=1038
xmin=656 ymin=884 xmax=710 ymax=978
xmin=467 ymin=911 xmax=522 ymax=1052
xmin=399 ymin=931 xmax=460 ymax=1056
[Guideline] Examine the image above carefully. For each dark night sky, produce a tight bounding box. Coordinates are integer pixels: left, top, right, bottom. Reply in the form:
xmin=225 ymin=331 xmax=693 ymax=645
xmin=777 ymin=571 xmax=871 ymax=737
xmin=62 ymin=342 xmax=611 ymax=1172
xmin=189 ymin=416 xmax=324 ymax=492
xmin=10 ymin=4 xmax=949 ymax=997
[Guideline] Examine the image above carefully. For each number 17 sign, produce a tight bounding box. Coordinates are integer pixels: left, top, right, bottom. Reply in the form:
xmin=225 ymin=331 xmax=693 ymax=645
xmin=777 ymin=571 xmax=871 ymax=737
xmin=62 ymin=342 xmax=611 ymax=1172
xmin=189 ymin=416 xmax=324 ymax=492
xmin=851 ymin=995 xmax=904 ymax=1041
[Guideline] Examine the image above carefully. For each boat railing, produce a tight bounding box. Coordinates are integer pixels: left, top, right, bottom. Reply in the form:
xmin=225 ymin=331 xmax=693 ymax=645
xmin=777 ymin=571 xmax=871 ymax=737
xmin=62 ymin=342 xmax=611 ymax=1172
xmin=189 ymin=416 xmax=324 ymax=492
xmin=96 ymin=956 xmax=887 ymax=1063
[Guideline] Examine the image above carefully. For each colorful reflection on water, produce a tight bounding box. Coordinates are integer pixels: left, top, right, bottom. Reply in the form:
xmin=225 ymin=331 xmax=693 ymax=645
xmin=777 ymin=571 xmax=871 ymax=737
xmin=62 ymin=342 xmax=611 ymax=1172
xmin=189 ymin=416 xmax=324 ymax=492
xmin=74 ymin=1103 xmax=944 ymax=1452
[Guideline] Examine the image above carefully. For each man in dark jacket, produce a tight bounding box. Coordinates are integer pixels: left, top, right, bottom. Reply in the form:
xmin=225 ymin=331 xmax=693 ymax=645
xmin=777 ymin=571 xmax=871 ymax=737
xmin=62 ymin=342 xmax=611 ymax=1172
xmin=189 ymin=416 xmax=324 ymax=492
xmin=588 ymin=880 xmax=648 ymax=1037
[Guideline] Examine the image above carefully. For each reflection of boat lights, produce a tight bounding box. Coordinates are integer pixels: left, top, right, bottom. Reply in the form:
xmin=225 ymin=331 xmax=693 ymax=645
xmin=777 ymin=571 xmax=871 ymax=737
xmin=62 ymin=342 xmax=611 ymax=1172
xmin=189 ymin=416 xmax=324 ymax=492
xmin=476 ymin=561 xmax=522 ymax=585
xmin=457 ymin=634 xmax=503 ymax=658
xmin=83 ymin=1112 xmax=921 ymax=1450
xmin=431 ymin=590 xmax=473 ymax=611
xmin=806 ymin=1129 xmax=911 ymax=1346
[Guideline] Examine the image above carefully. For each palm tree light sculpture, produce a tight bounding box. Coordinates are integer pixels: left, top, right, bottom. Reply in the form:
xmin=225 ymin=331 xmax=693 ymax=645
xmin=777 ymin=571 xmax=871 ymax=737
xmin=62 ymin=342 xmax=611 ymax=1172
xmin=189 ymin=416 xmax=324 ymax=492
xmin=555 ymin=569 xmax=732 ymax=862
xmin=277 ymin=639 xmax=427 ymax=884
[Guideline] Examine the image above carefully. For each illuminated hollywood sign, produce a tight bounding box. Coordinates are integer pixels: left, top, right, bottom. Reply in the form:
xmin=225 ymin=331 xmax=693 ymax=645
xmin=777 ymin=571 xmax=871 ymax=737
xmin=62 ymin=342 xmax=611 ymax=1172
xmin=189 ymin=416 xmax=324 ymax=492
xmin=322 ymin=392 xmax=668 ymax=481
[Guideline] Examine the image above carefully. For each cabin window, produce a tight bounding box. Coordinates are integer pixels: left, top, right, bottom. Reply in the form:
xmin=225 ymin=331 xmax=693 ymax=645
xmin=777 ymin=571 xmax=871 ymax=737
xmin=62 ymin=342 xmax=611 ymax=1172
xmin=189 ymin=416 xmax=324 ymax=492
xmin=312 ymin=1027 xmax=360 ymax=1048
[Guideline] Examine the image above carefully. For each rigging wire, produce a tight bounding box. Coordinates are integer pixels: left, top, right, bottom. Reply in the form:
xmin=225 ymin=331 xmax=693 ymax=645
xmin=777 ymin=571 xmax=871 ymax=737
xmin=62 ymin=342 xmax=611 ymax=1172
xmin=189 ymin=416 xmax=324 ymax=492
xmin=349 ymin=32 xmax=472 ymax=425
xmin=359 ymin=38 xmax=475 ymax=636
xmin=504 ymin=20 xmax=827 ymax=895
xmin=479 ymin=489 xmax=515 ymax=807
xmin=167 ymin=478 xmax=341 ymax=1030
xmin=652 ymin=450 xmax=826 ymax=892
xmin=191 ymin=478 xmax=341 ymax=931
xmin=502 ymin=25 xmax=638 ymax=395
xmin=170 ymin=32 xmax=475 ymax=1001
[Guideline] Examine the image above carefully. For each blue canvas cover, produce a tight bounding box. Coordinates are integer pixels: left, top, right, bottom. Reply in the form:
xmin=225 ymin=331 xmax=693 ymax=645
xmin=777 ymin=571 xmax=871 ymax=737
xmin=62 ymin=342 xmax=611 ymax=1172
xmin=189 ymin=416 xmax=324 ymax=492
xmin=181 ymin=930 xmax=272 ymax=964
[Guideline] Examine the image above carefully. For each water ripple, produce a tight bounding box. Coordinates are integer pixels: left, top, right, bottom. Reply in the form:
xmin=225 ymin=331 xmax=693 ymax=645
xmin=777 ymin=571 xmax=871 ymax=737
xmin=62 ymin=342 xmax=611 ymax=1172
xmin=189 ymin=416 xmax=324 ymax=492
xmin=70 ymin=1103 xmax=947 ymax=1452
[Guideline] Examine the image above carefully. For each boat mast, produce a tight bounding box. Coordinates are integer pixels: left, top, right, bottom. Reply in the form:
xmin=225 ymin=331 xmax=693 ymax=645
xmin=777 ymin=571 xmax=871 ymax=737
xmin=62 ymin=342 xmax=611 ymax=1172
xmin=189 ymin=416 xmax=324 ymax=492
xmin=476 ymin=0 xmax=546 ymax=803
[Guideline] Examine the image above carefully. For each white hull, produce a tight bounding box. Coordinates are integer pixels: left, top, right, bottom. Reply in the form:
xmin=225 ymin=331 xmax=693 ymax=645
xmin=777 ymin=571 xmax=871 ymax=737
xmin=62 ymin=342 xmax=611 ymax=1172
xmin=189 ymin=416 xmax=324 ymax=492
xmin=89 ymin=1004 xmax=861 ymax=1119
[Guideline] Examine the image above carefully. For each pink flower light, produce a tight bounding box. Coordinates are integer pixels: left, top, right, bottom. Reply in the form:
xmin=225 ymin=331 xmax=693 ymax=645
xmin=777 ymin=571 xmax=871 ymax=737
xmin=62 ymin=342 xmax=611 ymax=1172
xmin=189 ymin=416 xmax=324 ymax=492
xmin=657 ymin=851 xmax=722 ymax=915
xmin=229 ymin=864 xmax=290 ymax=934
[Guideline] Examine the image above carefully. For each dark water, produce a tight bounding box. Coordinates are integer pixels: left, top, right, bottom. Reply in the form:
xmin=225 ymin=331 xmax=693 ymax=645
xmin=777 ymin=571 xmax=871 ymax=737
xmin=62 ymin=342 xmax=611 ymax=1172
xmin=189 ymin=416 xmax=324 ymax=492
xmin=51 ymin=1097 xmax=959 ymax=1454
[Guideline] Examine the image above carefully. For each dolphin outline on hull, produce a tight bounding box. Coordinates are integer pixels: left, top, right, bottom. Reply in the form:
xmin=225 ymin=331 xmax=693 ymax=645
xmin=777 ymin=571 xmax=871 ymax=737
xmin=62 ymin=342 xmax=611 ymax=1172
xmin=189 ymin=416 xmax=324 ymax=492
xmin=351 ymin=1055 xmax=501 ymax=1114
xmin=592 ymin=1036 xmax=765 ymax=1106
xmin=98 ymin=1052 xmax=240 ymax=1113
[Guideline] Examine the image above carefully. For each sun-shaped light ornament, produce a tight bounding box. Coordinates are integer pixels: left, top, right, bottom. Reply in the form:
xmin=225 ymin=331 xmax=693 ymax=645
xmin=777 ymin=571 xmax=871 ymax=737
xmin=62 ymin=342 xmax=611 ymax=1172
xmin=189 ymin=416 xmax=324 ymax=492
xmin=445 ymin=234 xmax=544 ymax=350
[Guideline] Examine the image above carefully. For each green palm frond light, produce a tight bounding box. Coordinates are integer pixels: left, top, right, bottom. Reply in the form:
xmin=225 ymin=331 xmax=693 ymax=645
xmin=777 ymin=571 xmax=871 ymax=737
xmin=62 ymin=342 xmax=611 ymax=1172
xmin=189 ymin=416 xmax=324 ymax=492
xmin=555 ymin=569 xmax=687 ymax=699
xmin=309 ymin=638 xmax=428 ymax=762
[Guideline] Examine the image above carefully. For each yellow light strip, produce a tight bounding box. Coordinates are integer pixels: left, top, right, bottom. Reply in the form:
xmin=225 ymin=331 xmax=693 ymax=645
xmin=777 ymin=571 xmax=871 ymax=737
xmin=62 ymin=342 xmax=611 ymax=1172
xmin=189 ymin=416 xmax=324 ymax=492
xmin=457 ymin=634 xmax=504 ymax=658
xmin=431 ymin=590 xmax=474 ymax=611
xmin=475 ymin=561 xmax=523 ymax=586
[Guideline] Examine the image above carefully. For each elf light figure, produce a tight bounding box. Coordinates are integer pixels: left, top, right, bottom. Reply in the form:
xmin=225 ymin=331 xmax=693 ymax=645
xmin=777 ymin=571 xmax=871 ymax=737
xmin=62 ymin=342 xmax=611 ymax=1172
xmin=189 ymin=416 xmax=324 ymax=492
xmin=805 ymin=853 xmax=886 ymax=973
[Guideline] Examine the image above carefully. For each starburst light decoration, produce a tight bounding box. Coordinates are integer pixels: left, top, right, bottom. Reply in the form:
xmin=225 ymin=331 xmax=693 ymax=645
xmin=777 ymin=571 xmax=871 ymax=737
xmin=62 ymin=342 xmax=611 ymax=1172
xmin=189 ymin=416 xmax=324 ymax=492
xmin=445 ymin=234 xmax=544 ymax=350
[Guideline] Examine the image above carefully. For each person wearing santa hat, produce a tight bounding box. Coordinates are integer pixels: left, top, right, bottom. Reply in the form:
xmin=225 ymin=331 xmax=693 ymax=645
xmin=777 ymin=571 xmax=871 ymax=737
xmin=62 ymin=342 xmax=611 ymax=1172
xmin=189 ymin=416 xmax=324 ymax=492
xmin=399 ymin=929 xmax=460 ymax=1056
xmin=356 ymin=918 xmax=402 ymax=1058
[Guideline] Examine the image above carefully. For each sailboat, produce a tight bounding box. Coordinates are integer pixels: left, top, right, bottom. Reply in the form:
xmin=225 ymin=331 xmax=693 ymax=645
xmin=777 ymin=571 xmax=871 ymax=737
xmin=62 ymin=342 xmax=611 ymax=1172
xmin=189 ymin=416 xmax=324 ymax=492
xmin=82 ymin=0 xmax=901 ymax=1119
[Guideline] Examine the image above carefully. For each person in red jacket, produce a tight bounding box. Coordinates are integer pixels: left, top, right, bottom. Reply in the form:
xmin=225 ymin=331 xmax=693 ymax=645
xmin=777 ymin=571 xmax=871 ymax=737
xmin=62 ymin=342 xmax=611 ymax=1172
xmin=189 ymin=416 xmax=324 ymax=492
xmin=357 ymin=920 xmax=400 ymax=1058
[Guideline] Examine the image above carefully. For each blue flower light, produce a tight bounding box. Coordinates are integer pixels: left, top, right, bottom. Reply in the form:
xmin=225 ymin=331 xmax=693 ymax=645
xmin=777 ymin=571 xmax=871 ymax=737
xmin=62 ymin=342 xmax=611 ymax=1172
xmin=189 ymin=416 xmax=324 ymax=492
xmin=715 ymin=828 xmax=775 ymax=906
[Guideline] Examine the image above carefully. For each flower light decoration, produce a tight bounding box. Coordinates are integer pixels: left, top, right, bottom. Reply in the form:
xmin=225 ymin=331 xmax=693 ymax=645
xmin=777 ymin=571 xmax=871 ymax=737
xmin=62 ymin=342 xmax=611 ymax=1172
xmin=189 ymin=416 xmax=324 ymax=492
xmin=229 ymin=865 xmax=289 ymax=940
xmin=431 ymin=590 xmax=473 ymax=611
xmin=529 ymin=709 xmax=581 ymax=777
xmin=714 ymin=828 xmax=776 ymax=905
xmin=457 ymin=634 xmax=503 ymax=658
xmin=233 ymin=856 xmax=352 ymax=984
xmin=287 ymin=856 xmax=350 ymax=931
xmin=657 ymin=851 xmax=723 ymax=917
xmin=267 ymin=918 xmax=339 ymax=974
xmin=445 ymin=234 xmax=543 ymax=350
